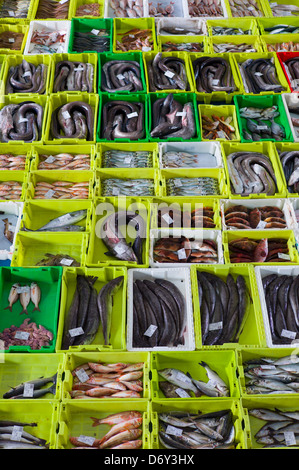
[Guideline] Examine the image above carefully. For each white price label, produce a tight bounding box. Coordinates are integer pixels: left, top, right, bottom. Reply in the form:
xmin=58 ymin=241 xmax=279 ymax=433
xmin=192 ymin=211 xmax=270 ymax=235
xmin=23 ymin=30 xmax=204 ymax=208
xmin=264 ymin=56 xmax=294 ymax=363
xmin=117 ymin=74 xmax=125 ymax=81
xmin=175 ymin=388 xmax=190 ymax=398
xmin=164 ymin=70 xmax=175 ymax=79
xmin=23 ymin=383 xmax=34 ymax=397
xmin=114 ymin=244 xmax=126 ymax=255
xmin=281 ymin=329 xmax=297 ymax=340
xmin=209 ymin=321 xmax=223 ymax=331
xmin=14 ymin=331 xmax=30 ymax=341
xmin=212 ymin=79 xmax=219 ymax=86
xmin=142 ymin=46 xmax=151 ymax=52
xmin=69 ymin=327 xmax=84 ymax=337
xmin=62 ymin=111 xmax=71 ymax=120
xmin=11 ymin=426 xmax=23 ymax=441
xmin=162 ymin=213 xmax=173 ymax=225
xmin=177 ymin=248 xmax=187 ymax=260
xmin=60 ymin=258 xmax=74 ymax=266
xmin=78 ymin=435 xmax=95 ymax=446
xmin=284 ymin=431 xmax=296 ymax=446
xmin=143 ymin=324 xmax=157 ymax=337
xmin=91 ymin=29 xmax=100 ymax=35
xmin=45 ymin=155 xmax=56 ymax=164
xmin=254 ymin=72 xmax=263 ymax=76
xmin=112 ymin=187 xmax=120 ymax=196
xmin=44 ymin=189 xmax=56 ymax=199
xmin=278 ymin=252 xmax=291 ymax=260
xmin=166 ymin=425 xmax=183 ymax=436
xmin=8 ymin=10 xmax=14 ymax=16
xmin=124 ymin=157 xmax=132 ymax=164
xmin=174 ymin=371 xmax=190 ymax=384
xmin=74 ymin=67 xmax=84 ymax=72
xmin=127 ymin=112 xmax=138 ymax=119
xmin=256 ymin=220 xmax=267 ymax=229
xmin=8 ymin=38 xmax=15 ymax=43
xmin=176 ymin=111 xmax=186 ymax=117
xmin=16 ymin=286 xmax=30 ymax=294
xmin=75 ymin=368 xmax=89 ymax=383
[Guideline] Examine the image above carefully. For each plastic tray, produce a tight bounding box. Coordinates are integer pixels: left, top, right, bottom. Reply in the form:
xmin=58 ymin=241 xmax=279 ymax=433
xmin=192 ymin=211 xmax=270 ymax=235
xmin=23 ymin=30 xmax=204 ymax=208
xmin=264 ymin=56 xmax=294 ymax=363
xmin=113 ymin=17 xmax=157 ymax=53
xmin=0 ymin=23 xmax=29 ymax=54
xmin=158 ymin=141 xmax=224 ymax=169
xmin=211 ymin=35 xmax=263 ymax=54
xmin=277 ymin=51 xmax=299 ymax=93
xmin=104 ymin=0 xmax=146 ymax=18
xmin=261 ymin=34 xmax=299 ymax=54
xmin=263 ymin=0 xmax=299 ymax=18
xmin=0 ymin=143 xmax=31 ymax=172
xmin=0 ymin=201 xmax=23 ymax=263
xmin=32 ymin=0 xmax=72 ymax=20
xmin=70 ymin=0 xmax=105 ymax=18
xmin=274 ymin=142 xmax=299 ymax=197
xmin=199 ymin=104 xmax=241 ymax=142
xmin=144 ymin=0 xmax=188 ymax=18
xmin=30 ymin=144 xmax=96 ymax=171
xmin=207 ymin=17 xmax=260 ymax=36
xmin=157 ymin=35 xmax=210 ymax=54
xmin=0 ymin=171 xmax=29 ymax=201
xmin=186 ymin=0 xmax=229 ymax=18
xmin=97 ymin=142 xmax=159 ymax=169
xmin=0 ymin=0 xmax=35 ymax=21
xmin=257 ymin=17 xmax=299 ymax=35
xmin=227 ymin=0 xmax=267 ymax=17
xmin=24 ymin=20 xmax=71 ymax=55
xmin=56 ymin=266 xmax=127 ymax=352
xmin=281 ymin=93 xmax=299 ymax=142
xmin=95 ymin=168 xmax=161 ymax=198
xmin=288 ymin=197 xmax=299 ymax=230
xmin=156 ymin=17 xmax=208 ymax=36
xmin=68 ymin=17 xmax=112 ymax=53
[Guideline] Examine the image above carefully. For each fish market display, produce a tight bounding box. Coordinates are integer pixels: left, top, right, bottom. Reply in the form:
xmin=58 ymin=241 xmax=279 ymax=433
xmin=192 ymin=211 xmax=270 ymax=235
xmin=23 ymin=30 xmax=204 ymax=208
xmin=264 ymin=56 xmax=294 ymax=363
xmin=159 ymin=363 xmax=229 ymax=398
xmin=149 ymin=1 xmax=175 ymax=17
xmin=0 ymin=154 xmax=26 ymax=170
xmin=72 ymin=30 xmax=111 ymax=53
xmin=284 ymin=57 xmax=299 ymax=91
xmin=33 ymin=181 xmax=90 ymax=199
xmin=22 ymin=209 xmax=87 ymax=232
xmin=238 ymin=105 xmax=286 ymax=141
xmin=0 ymin=102 xmax=44 ymax=143
xmin=132 ymin=278 xmax=187 ymax=348
xmin=5 ymin=282 xmax=41 ymax=314
xmin=116 ymin=28 xmax=153 ymax=52
xmin=244 ymin=355 xmax=299 ymax=395
xmin=166 ymin=178 xmax=219 ymax=196
xmin=211 ymin=26 xmax=252 ymax=35
xmin=161 ymin=151 xmax=217 ymax=168
xmin=0 ymin=420 xmax=48 ymax=449
xmin=226 ymin=151 xmax=277 ymax=196
xmin=201 ymin=114 xmax=237 ymax=140
xmin=197 ymin=271 xmax=248 ymax=345
xmin=269 ymin=2 xmax=299 ymax=17
xmin=0 ymin=181 xmax=23 ymax=200
xmin=109 ymin=0 xmax=143 ymax=18
xmin=53 ymin=61 xmax=94 ymax=93
xmin=153 ymin=236 xmax=219 ymax=264
xmin=264 ymin=24 xmax=299 ymax=34
xmin=37 ymin=153 xmax=91 ymax=170
xmin=224 ymin=204 xmax=287 ymax=230
xmin=266 ymin=42 xmax=299 ymax=52
xmin=0 ymin=318 xmax=53 ymax=350
xmin=229 ymin=0 xmax=263 ymax=16
xmin=6 ymin=59 xmax=48 ymax=94
xmin=0 ymin=31 xmax=24 ymax=50
xmin=70 ymin=361 xmax=144 ymax=399
xmin=157 ymin=205 xmax=216 ymax=228
xmin=261 ymin=273 xmax=299 ymax=344
xmin=29 ymin=29 xmax=67 ymax=54
xmin=0 ymin=0 xmax=31 ymax=18
xmin=238 ymin=58 xmax=285 ymax=94
xmin=147 ymin=53 xmax=189 ymax=92
xmin=51 ymin=101 xmax=94 ymax=141
xmin=101 ymin=211 xmax=145 ymax=264
xmin=213 ymin=42 xmax=257 ymax=53
xmin=101 ymin=100 xmax=144 ymax=140
xmin=249 ymin=407 xmax=299 ymax=448
xmin=158 ymin=410 xmax=236 ymax=449
xmin=70 ymin=412 xmax=143 ymax=449
xmin=36 ymin=0 xmax=70 ymax=19
xmin=3 ymin=372 xmax=57 ymax=399
xmin=188 ymin=0 xmax=224 ymax=17
xmin=278 ymin=150 xmax=299 ymax=193
xmin=75 ymin=2 xmax=101 ymax=16
xmin=101 ymin=59 xmax=143 ymax=93
xmin=102 ymin=178 xmax=155 ymax=196
xmin=159 ymin=24 xmax=204 ymax=35
xmin=151 ymin=94 xmax=196 ymax=140
xmin=228 ymin=237 xmax=291 ymax=263
xmin=192 ymin=57 xmax=236 ymax=94
xmin=36 ymin=253 xmax=80 ymax=267
xmin=103 ymin=150 xmax=152 ymax=168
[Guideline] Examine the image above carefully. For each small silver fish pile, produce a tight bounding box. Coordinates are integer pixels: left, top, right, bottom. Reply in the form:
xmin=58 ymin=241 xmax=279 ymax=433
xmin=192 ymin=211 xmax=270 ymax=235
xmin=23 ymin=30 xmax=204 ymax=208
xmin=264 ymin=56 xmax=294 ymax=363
xmin=161 ymin=151 xmax=217 ymax=168
xmin=244 ymin=354 xmax=299 ymax=395
xmin=193 ymin=57 xmax=236 ymax=94
xmin=102 ymin=150 xmax=152 ymax=168
xmin=159 ymin=25 xmax=204 ymax=35
xmin=159 ymin=410 xmax=235 ymax=449
xmin=284 ymin=57 xmax=299 ymax=91
xmin=101 ymin=60 xmax=143 ymax=93
xmin=229 ymin=0 xmax=263 ymax=17
xmin=0 ymin=181 xmax=23 ymax=200
xmin=0 ymin=420 xmax=48 ymax=449
xmin=38 ymin=153 xmax=91 ymax=170
xmin=72 ymin=31 xmax=111 ymax=53
xmin=53 ymin=61 xmax=94 ymax=93
xmin=149 ymin=1 xmax=175 ymax=17
xmin=102 ymin=100 xmax=144 ymax=140
xmin=166 ymin=178 xmax=219 ymax=196
xmin=158 ymin=363 xmax=229 ymax=398
xmin=239 ymin=106 xmax=286 ymax=141
xmin=147 ymin=53 xmax=189 ymax=92
xmin=102 ymin=178 xmax=155 ymax=197
xmin=264 ymin=24 xmax=299 ymax=34
xmin=3 ymin=372 xmax=57 ymax=399
xmin=249 ymin=408 xmax=299 ymax=448
xmin=278 ymin=150 xmax=299 ymax=193
xmin=238 ymin=58 xmax=285 ymax=94
xmin=162 ymin=41 xmax=204 ymax=53
xmin=0 ymin=317 xmax=53 ymax=350
xmin=227 ymin=152 xmax=277 ymax=196
xmin=212 ymin=26 xmax=252 ymax=35
xmin=0 ymin=0 xmax=31 ymax=18
xmin=22 ymin=209 xmax=87 ymax=232
xmin=33 ymin=181 xmax=90 ymax=200
xmin=5 ymin=282 xmax=41 ymax=314
xmin=110 ymin=0 xmax=143 ymax=17
xmin=6 ymin=59 xmax=48 ymax=94
xmin=213 ymin=42 xmax=257 ymax=53
xmin=188 ymin=0 xmax=224 ymax=17
xmin=270 ymin=2 xmax=299 ymax=17
xmin=70 ymin=361 xmax=144 ymax=399
xmin=0 ymin=154 xmax=26 ymax=171
xmin=0 ymin=102 xmax=44 ymax=143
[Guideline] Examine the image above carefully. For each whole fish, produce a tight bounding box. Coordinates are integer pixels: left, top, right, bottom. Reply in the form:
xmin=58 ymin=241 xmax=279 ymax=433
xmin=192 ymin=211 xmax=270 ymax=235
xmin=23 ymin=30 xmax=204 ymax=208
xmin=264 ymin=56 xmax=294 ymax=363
xmin=90 ymin=411 xmax=142 ymax=427
xmin=97 ymin=276 xmax=124 ymax=345
xmin=23 ymin=210 xmax=87 ymax=232
xmin=19 ymin=286 xmax=31 ymax=315
xmin=158 ymin=369 xmax=201 ymax=397
xmin=3 ymin=373 xmax=57 ymax=399
xmin=30 ymin=283 xmax=41 ymax=312
xmin=4 ymin=283 xmax=20 ymax=312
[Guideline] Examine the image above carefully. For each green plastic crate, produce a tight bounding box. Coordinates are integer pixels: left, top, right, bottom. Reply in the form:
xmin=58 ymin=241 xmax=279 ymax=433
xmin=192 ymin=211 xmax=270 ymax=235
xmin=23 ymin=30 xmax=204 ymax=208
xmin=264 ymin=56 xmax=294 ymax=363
xmin=69 ymin=0 xmax=105 ymax=18
xmin=30 ymin=144 xmax=96 ymax=171
xmin=207 ymin=18 xmax=260 ymax=36
xmin=68 ymin=18 xmax=112 ymax=53
xmin=113 ymin=17 xmax=157 ymax=54
xmin=199 ymin=104 xmax=241 ymax=142
xmin=96 ymin=142 xmax=159 ymax=169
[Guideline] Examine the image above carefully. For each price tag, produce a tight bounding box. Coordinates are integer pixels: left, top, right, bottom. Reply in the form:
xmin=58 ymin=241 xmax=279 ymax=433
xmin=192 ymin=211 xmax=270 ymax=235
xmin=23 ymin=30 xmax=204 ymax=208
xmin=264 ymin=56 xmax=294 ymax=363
xmin=22 ymin=71 xmax=31 ymax=78
xmin=44 ymin=189 xmax=56 ymax=199
xmin=23 ymin=383 xmax=34 ymax=397
xmin=114 ymin=244 xmax=126 ymax=255
xmin=16 ymin=286 xmax=30 ymax=294
xmin=166 ymin=425 xmax=183 ymax=436
xmin=256 ymin=220 xmax=267 ymax=229
xmin=112 ymin=187 xmax=120 ymax=196
xmin=255 ymin=72 xmax=263 ymax=76
xmin=212 ymin=79 xmax=219 ymax=86
xmin=91 ymin=29 xmax=100 ymax=36
xmin=162 ymin=213 xmax=173 ymax=225
xmin=74 ymin=67 xmax=84 ymax=72
xmin=174 ymin=371 xmax=190 ymax=384
xmin=284 ymin=431 xmax=296 ymax=446
xmin=173 ymin=179 xmax=182 ymax=187
xmin=209 ymin=321 xmax=223 ymax=331
xmin=256 ymin=125 xmax=268 ymax=131
xmin=176 ymin=111 xmax=186 ymax=117
xmin=175 ymin=388 xmax=190 ymax=398
xmin=8 ymin=38 xmax=15 ymax=43
xmin=60 ymin=258 xmax=74 ymax=266
xmin=19 ymin=118 xmax=29 ymax=123
xmin=278 ymin=252 xmax=291 ymax=260
xmin=45 ymin=155 xmax=56 ymax=164
xmin=14 ymin=331 xmax=30 ymax=341
xmin=281 ymin=329 xmax=297 ymax=340
xmin=177 ymin=248 xmax=187 ymax=260
xmin=144 ymin=324 xmax=157 ymax=337
xmin=69 ymin=327 xmax=84 ymax=337
xmin=75 ymin=368 xmax=89 ymax=383
xmin=78 ymin=435 xmax=95 ymax=446
xmin=62 ymin=111 xmax=71 ymax=120
xmin=217 ymin=130 xmax=227 ymax=139
xmin=124 ymin=157 xmax=132 ymax=164
xmin=8 ymin=10 xmax=14 ymax=16
xmin=164 ymin=70 xmax=175 ymax=79
xmin=11 ymin=426 xmax=23 ymax=441
xmin=117 ymin=74 xmax=125 ymax=81
xmin=127 ymin=112 xmax=138 ymax=119
xmin=59 ymin=0 xmax=68 ymax=4
xmin=142 ymin=46 xmax=151 ymax=52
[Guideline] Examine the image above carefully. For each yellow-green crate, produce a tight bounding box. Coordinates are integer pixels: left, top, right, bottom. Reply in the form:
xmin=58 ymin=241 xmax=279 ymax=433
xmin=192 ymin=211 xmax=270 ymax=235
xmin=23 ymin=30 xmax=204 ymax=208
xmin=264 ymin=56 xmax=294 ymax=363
xmin=190 ymin=264 xmax=267 ymax=350
xmin=69 ymin=0 xmax=105 ymax=18
xmin=32 ymin=0 xmax=72 ymax=20
xmin=0 ymin=171 xmax=29 ymax=202
xmin=198 ymin=104 xmax=241 ymax=142
xmin=56 ymin=400 xmax=150 ymax=449
xmin=61 ymin=351 xmax=150 ymax=400
xmin=48 ymin=52 xmax=98 ymax=95
xmin=143 ymin=50 xmax=194 ymax=93
xmin=150 ymin=399 xmax=246 ymax=449
xmin=222 ymin=229 xmax=299 ymax=265
xmin=0 ymin=401 xmax=59 ymax=449
xmin=210 ymin=35 xmax=263 ymax=54
xmin=86 ymin=197 xmax=151 ymax=268
xmin=226 ymin=0 xmax=267 ymax=17
xmin=221 ymin=141 xmax=287 ymax=199
xmin=157 ymin=34 xmax=210 ymax=54
xmin=207 ymin=17 xmax=260 ymax=36
xmin=0 ymin=0 xmax=35 ymax=21
xmin=150 ymin=350 xmax=240 ymax=400
xmin=2 ymin=54 xmax=52 ymax=96
xmin=56 ymin=266 xmax=127 ymax=352
xmin=95 ymin=168 xmax=161 ymax=198
xmin=264 ymin=0 xmax=299 ymax=18
xmin=96 ymin=142 xmax=159 ymax=169
xmin=30 ymin=143 xmax=96 ymax=171
xmin=0 ymin=143 xmax=32 ymax=172
xmin=274 ymin=142 xmax=299 ymax=198
xmin=260 ymin=33 xmax=299 ymax=53
xmin=232 ymin=51 xmax=291 ymax=95
xmin=0 ymin=54 xmax=6 ymax=81
xmin=44 ymin=93 xmax=99 ymax=145
xmin=0 ymin=353 xmax=64 ymax=401
xmin=12 ymin=232 xmax=89 ymax=268
xmin=257 ymin=16 xmax=299 ymax=35
xmin=113 ymin=17 xmax=157 ymax=54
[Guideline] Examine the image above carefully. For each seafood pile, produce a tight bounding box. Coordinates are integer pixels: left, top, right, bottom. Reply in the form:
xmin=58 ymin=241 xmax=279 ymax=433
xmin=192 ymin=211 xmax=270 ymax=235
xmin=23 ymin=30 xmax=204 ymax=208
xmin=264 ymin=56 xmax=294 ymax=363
xmin=103 ymin=150 xmax=152 ymax=168
xmin=159 ymin=24 xmax=204 ymax=35
xmin=72 ymin=31 xmax=111 ymax=53
xmin=166 ymin=178 xmax=219 ymax=196
xmin=36 ymin=0 xmax=70 ymax=19
xmin=0 ymin=101 xmax=44 ymax=143
xmin=239 ymin=106 xmax=286 ymax=141
xmin=36 ymin=253 xmax=80 ymax=267
xmin=159 ymin=410 xmax=236 ymax=449
xmin=162 ymin=41 xmax=203 ymax=52
xmin=157 ymin=205 xmax=216 ymax=228
xmin=0 ymin=31 xmax=24 ymax=50
xmin=158 ymin=363 xmax=229 ymax=398
xmin=70 ymin=361 xmax=144 ymax=399
xmin=244 ymin=355 xmax=299 ymax=395
xmin=61 ymin=275 xmax=124 ymax=349
xmin=264 ymin=24 xmax=299 ymax=34
xmin=102 ymin=178 xmax=155 ymax=196
xmin=0 ymin=421 xmax=48 ymax=449
xmin=33 ymin=181 xmax=90 ymax=199
xmin=197 ymin=271 xmax=248 ymax=345
xmin=0 ymin=0 xmax=31 ymax=18
xmin=149 ymin=1 xmax=175 ymax=17
xmin=224 ymin=204 xmax=287 ymax=230
xmin=153 ymin=237 xmax=219 ymax=264
xmin=193 ymin=57 xmax=236 ymax=94
xmin=229 ymin=0 xmax=263 ymax=16
xmin=284 ymin=58 xmax=299 ymax=91
xmin=261 ymin=273 xmax=299 ymax=345
xmin=0 ymin=318 xmax=53 ymax=350
xmin=161 ymin=150 xmax=218 ymax=168
xmin=0 ymin=181 xmax=23 ymax=200
xmin=151 ymin=94 xmax=196 ymax=140
xmin=238 ymin=58 xmax=285 ymax=94
xmin=3 ymin=373 xmax=57 ymax=399
xmin=116 ymin=28 xmax=153 ymax=52
xmin=249 ymin=408 xmax=299 ymax=448
xmin=101 ymin=59 xmax=143 ymax=93
xmin=201 ymin=114 xmax=237 ymax=141
xmin=266 ymin=42 xmax=299 ymax=52
xmin=53 ymin=61 xmax=94 ymax=93
xmin=22 ymin=209 xmax=87 ymax=232
xmin=278 ymin=150 xmax=299 ymax=193
xmin=109 ymin=0 xmax=143 ymax=17
xmin=75 ymin=2 xmax=101 ymax=16
xmin=211 ymin=26 xmax=252 ymax=35
xmin=226 ymin=151 xmax=278 ymax=196
xmin=269 ymin=2 xmax=299 ymax=17
xmin=50 ymin=101 xmax=94 ymax=141
xmin=213 ymin=42 xmax=257 ymax=53
xmin=0 ymin=154 xmax=26 ymax=170
xmin=228 ymin=237 xmax=291 ymax=263
xmin=70 ymin=411 xmax=143 ymax=449
xmin=5 ymin=282 xmax=41 ymax=314
xmin=132 ymin=278 xmax=186 ymax=348
xmin=101 ymin=100 xmax=144 ymax=140
xmin=37 ymin=153 xmax=91 ymax=170
xmin=147 ymin=53 xmax=189 ymax=92
xmin=6 ymin=59 xmax=48 ymax=94
xmin=188 ymin=0 xmax=224 ymax=17
xmin=29 ymin=29 xmax=67 ymax=54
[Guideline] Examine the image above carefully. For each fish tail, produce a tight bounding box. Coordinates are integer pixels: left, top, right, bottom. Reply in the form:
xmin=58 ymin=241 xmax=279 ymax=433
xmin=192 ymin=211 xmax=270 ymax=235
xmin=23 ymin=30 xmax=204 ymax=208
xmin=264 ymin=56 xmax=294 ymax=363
xmin=32 ymin=306 xmax=41 ymax=312
xmin=90 ymin=417 xmax=101 ymax=427
xmin=4 ymin=305 xmax=12 ymax=312
xmin=19 ymin=308 xmax=28 ymax=315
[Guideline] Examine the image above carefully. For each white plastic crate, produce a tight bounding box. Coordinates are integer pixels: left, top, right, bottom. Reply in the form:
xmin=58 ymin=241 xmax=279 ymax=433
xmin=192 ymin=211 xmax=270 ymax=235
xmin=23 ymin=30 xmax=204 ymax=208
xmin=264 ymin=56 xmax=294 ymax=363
xmin=159 ymin=141 xmax=223 ymax=169
xmin=156 ymin=16 xmax=207 ymax=35
xmin=144 ymin=0 xmax=189 ymax=18
xmin=24 ymin=20 xmax=71 ymax=55
xmin=0 ymin=201 xmax=23 ymax=261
